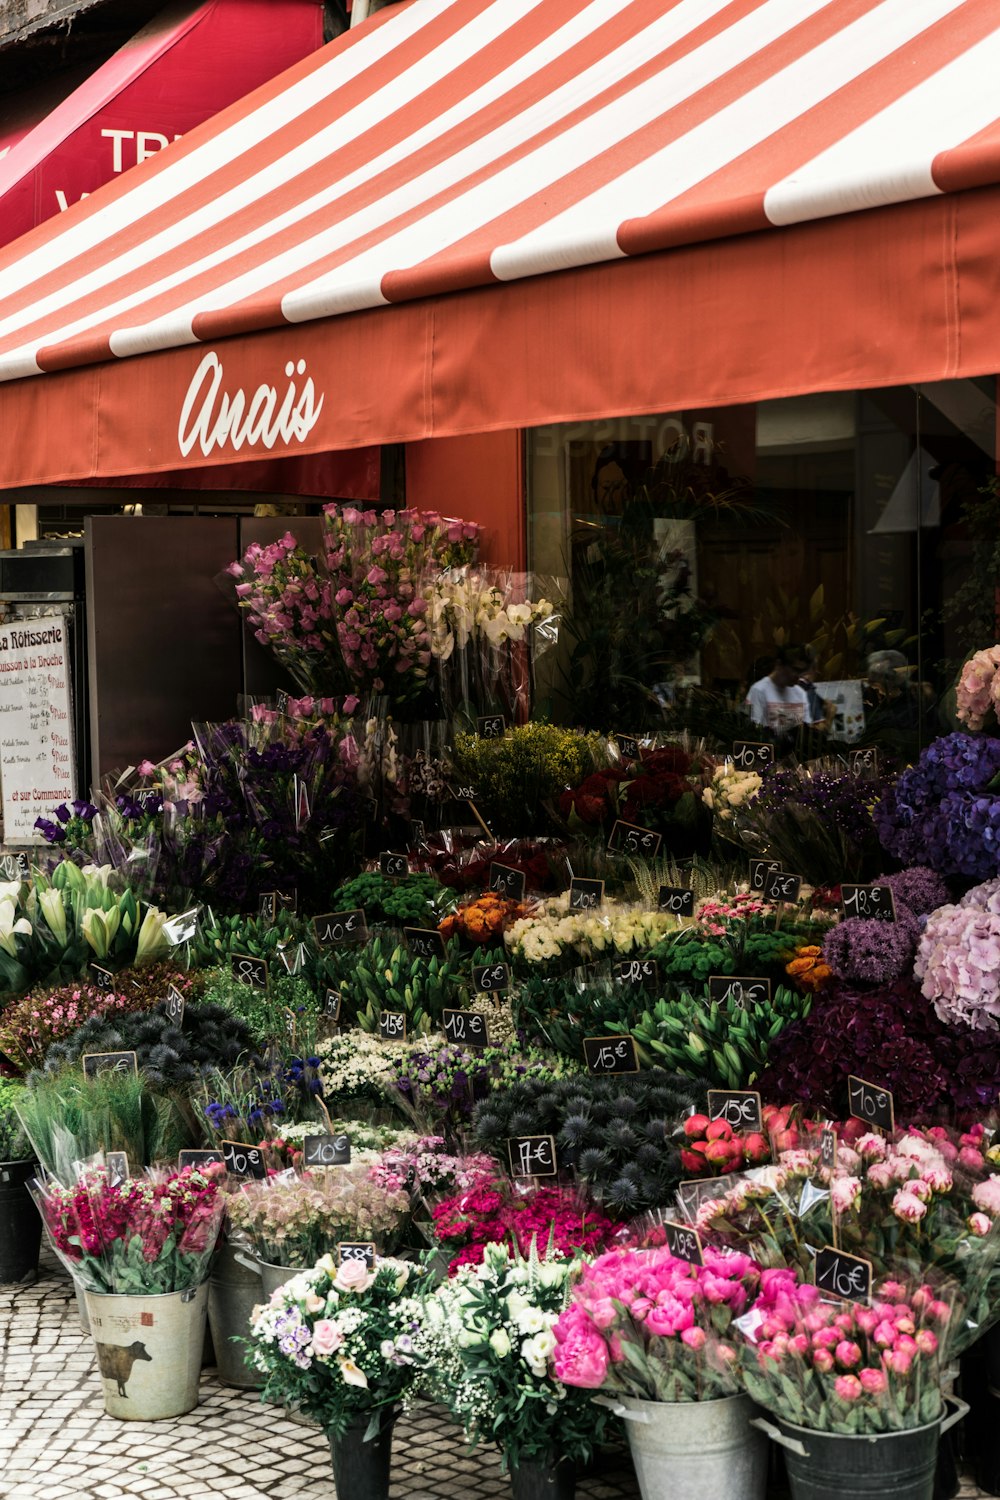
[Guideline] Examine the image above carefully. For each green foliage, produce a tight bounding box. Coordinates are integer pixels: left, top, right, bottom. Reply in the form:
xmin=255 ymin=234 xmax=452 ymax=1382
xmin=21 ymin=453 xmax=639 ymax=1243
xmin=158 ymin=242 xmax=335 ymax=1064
xmin=472 ymin=1067 xmax=702 ymax=1216
xmin=17 ymin=1068 xmax=192 ymax=1181
xmin=451 ymin=723 xmax=606 ymax=836
xmin=188 ymin=907 xmax=302 ymax=970
xmin=197 ymin=966 xmax=321 ymax=1048
xmin=613 ymin=985 xmax=812 ymax=1089
xmin=0 ymin=1079 xmax=31 ymax=1160
xmin=346 ymin=933 xmax=504 ymax=1036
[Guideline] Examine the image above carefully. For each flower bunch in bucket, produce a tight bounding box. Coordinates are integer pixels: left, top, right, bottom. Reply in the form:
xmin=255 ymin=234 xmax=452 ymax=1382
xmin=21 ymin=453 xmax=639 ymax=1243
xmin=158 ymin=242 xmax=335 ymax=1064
xmin=552 ymin=1245 xmax=760 ymax=1401
xmin=246 ymin=1253 xmax=429 ymax=1438
xmin=33 ymin=1162 xmax=225 ymax=1294
xmin=228 ymin=1167 xmax=411 ymax=1269
xmin=739 ymin=1267 xmax=956 ymax=1434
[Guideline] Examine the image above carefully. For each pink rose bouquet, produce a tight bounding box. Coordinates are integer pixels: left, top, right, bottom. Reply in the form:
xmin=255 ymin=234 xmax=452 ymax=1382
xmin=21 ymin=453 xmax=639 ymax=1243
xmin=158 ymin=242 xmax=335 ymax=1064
xmin=956 ymin=646 xmax=1000 ymax=731
xmin=740 ymin=1267 xmax=954 ymax=1434
xmin=246 ymin=1253 xmax=428 ymax=1438
xmin=553 ymin=1245 xmax=759 ymax=1402
xmin=34 ymin=1163 xmax=225 ymax=1294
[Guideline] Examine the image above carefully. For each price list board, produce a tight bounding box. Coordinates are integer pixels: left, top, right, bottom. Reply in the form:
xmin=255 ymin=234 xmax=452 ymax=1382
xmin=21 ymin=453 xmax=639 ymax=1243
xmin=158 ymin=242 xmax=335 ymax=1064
xmin=0 ymin=615 xmax=76 ymax=844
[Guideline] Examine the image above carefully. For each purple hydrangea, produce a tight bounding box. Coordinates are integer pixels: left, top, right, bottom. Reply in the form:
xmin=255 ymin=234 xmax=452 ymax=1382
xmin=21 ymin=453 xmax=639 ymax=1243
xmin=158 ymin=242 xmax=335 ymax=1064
xmin=874 ymin=733 xmax=1000 ymax=878
xmin=821 ymin=903 xmax=921 ymax=985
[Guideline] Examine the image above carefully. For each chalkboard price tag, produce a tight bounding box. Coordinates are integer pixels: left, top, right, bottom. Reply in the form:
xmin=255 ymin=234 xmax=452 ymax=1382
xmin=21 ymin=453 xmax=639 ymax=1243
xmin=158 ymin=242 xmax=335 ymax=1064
xmin=277 ymin=890 xmax=297 ymax=914
xmin=473 ymin=961 xmax=510 ymax=994
xmin=489 ymin=863 xmax=527 ymax=901
xmin=303 ymin=1134 xmax=351 ymax=1167
xmin=82 ymin=1050 xmax=138 ymax=1080
xmin=662 ymin=1221 xmax=704 ymax=1266
xmin=611 ymin=957 xmax=659 ymax=987
xmin=165 ymin=985 xmax=185 ymax=1026
xmin=764 ymin=871 xmax=802 ymax=904
xmin=477 ymin=714 xmax=507 ymax=740
xmin=847 ymin=1075 xmax=894 ymax=1132
xmin=410 ymin=819 xmax=426 ymax=846
xmin=819 ymin=1126 xmax=837 ymax=1172
xmin=607 ymin=821 xmax=663 ymax=859
xmin=616 ymin=733 xmax=641 ymax=764
xmin=732 ymin=741 xmax=774 ymax=771
xmin=841 ymin=885 xmax=896 ymax=923
xmin=403 ymin=927 xmax=446 ymax=960
xmin=814 ymin=1245 xmax=873 ymax=1306
xmin=707 ymin=1089 xmax=763 ymax=1131
xmin=569 ymin=877 xmax=604 ymax=911
xmin=379 ymin=1011 xmax=407 ymax=1041
xmin=449 ymin=782 xmax=480 ymax=803
xmin=749 ymin=858 xmax=781 ymax=893
xmin=258 ymin=891 xmax=277 ymax=923
xmin=659 ymin=885 xmax=695 ymax=916
xmin=708 ymin=976 xmax=771 ymax=1010
xmin=379 ymin=851 xmax=410 ymax=879
xmin=313 ymin=909 xmax=368 ymax=947
xmin=442 ymin=1009 xmax=490 ymax=1048
xmin=507 ymin=1134 xmax=558 ymax=1178
xmin=676 ymin=1174 xmax=736 ymax=1216
xmin=89 ymin=964 xmax=115 ymax=992
xmin=106 ymin=1151 xmax=129 ymax=1189
xmin=231 ymin=953 xmax=269 ymax=989
xmin=583 ymin=1035 xmax=640 ymax=1075
xmin=338 ymin=1241 xmax=376 ymax=1270
xmin=324 ymin=989 xmax=342 ymax=1022
xmin=221 ymin=1140 xmax=267 ymax=1179
xmin=849 ymin=747 xmax=880 ymax=776
xmin=178 ymin=1149 xmax=224 ymax=1170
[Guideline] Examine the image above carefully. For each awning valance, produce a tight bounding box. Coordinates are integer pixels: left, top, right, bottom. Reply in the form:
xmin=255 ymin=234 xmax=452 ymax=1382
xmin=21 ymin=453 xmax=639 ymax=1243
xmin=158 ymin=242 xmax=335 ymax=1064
xmin=0 ymin=0 xmax=999 ymax=486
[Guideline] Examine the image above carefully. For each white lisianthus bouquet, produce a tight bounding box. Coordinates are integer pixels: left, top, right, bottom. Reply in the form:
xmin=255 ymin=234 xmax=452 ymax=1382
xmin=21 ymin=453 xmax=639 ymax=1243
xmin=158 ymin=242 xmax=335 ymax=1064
xmin=408 ymin=1241 xmax=608 ymax=1469
xmin=505 ymin=892 xmax=676 ymax=968
xmin=245 ymin=1254 xmax=429 ymax=1438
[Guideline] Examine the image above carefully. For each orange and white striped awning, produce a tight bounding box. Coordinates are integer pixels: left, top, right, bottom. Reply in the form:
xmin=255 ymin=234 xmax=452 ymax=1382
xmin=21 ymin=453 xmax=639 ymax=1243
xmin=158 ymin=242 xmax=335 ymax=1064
xmin=1 ymin=0 xmax=1000 ymax=484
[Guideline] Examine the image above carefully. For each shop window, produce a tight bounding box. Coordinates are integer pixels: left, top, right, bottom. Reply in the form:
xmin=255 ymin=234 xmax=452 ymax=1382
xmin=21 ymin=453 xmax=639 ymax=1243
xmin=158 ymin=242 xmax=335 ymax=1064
xmin=526 ymin=379 xmax=996 ymax=761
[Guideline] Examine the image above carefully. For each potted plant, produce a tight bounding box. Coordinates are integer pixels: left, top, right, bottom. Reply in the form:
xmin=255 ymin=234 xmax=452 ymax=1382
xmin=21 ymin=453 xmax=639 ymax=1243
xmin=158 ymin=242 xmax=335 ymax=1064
xmin=32 ymin=1162 xmax=225 ymax=1419
xmin=739 ymin=1267 xmax=966 ymax=1500
xmin=246 ymin=1253 xmax=429 ymax=1500
xmin=0 ymin=1078 xmax=42 ymax=1284
xmin=553 ymin=1244 xmax=767 ymax=1500
xmin=410 ymin=1240 xmax=609 ymax=1499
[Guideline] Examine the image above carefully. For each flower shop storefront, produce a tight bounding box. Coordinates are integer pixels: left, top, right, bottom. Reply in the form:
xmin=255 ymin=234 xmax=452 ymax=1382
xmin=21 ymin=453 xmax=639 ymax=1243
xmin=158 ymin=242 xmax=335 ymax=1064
xmin=2 ymin=4 xmax=1000 ymax=1500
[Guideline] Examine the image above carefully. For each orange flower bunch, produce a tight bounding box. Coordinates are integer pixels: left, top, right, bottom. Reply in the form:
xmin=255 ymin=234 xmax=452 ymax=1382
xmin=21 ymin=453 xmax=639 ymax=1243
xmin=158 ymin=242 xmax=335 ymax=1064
xmin=439 ymin=892 xmax=530 ymax=947
xmin=785 ymin=944 xmax=832 ymax=993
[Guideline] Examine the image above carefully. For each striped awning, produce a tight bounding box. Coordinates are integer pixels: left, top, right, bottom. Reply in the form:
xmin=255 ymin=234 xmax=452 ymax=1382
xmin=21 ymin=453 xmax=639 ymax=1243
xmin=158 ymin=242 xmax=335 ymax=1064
xmin=0 ymin=0 xmax=999 ymax=483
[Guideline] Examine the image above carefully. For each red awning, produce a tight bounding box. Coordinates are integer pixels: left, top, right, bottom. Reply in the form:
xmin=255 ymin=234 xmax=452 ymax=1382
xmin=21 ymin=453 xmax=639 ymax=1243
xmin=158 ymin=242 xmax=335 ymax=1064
xmin=0 ymin=0 xmax=999 ymax=487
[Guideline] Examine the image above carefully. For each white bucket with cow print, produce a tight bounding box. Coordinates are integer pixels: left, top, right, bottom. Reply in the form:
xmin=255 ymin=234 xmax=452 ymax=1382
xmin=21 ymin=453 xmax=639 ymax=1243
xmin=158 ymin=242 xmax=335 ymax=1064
xmin=84 ymin=1284 xmax=209 ymax=1420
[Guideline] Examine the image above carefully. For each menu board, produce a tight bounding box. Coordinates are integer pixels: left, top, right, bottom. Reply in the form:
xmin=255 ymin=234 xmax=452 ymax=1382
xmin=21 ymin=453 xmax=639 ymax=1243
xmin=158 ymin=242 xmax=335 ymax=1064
xmin=0 ymin=615 xmax=75 ymax=844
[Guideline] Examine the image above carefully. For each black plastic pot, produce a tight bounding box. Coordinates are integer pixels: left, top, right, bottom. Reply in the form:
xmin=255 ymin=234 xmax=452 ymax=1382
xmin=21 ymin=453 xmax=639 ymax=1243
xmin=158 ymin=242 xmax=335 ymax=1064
xmin=328 ymin=1407 xmax=395 ymax=1500
xmin=508 ymin=1454 xmax=576 ymax=1500
xmin=0 ymin=1158 xmax=42 ymax=1284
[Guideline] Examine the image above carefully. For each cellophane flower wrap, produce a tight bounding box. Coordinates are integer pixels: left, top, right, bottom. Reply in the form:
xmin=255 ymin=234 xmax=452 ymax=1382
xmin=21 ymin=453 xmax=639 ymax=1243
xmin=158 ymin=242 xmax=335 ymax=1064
xmin=34 ymin=1164 xmax=225 ymax=1294
xmin=729 ymin=761 xmax=886 ymax=885
xmin=408 ymin=1240 xmax=609 ymax=1468
xmin=228 ymin=1167 xmax=411 ymax=1268
xmin=739 ymin=1268 xmax=954 ymax=1434
xmin=246 ymin=1253 xmax=429 ymax=1438
xmin=553 ymin=1245 xmax=759 ymax=1402
xmin=226 ymin=530 xmax=340 ymax=697
xmin=429 ymin=1178 xmax=624 ymax=1275
xmin=874 ymin=732 xmax=1000 ymax=879
xmin=690 ymin=1124 xmax=1000 ymax=1357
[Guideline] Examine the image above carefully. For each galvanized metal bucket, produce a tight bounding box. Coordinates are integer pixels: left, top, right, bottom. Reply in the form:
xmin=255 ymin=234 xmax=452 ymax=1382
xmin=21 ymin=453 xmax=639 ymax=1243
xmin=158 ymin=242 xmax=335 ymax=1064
xmin=596 ymin=1392 xmax=767 ymax=1500
xmin=0 ymin=1159 xmax=41 ymax=1284
xmin=208 ymin=1243 xmax=264 ymax=1389
xmin=750 ymin=1397 xmax=968 ymax=1500
xmin=84 ymin=1284 xmax=208 ymax=1421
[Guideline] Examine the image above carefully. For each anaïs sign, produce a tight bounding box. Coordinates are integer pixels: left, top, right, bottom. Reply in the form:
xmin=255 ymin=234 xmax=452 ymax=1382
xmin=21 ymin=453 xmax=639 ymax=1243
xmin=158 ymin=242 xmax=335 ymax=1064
xmin=177 ymin=352 xmax=325 ymax=458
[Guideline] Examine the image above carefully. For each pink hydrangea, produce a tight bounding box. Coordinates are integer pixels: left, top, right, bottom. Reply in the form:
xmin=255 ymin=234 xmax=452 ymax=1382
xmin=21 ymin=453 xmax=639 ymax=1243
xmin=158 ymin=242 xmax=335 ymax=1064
xmin=956 ymin=647 xmax=1000 ymax=731
xmin=915 ymin=902 xmax=1000 ymax=1031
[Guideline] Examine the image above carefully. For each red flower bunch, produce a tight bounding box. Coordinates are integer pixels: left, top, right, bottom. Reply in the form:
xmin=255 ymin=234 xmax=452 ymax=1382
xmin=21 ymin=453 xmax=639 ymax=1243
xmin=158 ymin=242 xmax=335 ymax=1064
xmin=680 ymin=1113 xmax=771 ymax=1177
xmin=559 ymin=744 xmax=714 ymax=849
xmin=431 ymin=1177 xmax=624 ymax=1274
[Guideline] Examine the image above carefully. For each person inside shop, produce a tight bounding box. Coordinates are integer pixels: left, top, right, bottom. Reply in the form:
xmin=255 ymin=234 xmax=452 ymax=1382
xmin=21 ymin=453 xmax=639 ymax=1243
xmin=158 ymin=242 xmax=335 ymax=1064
xmin=863 ymin=649 xmax=921 ymax=730
xmin=744 ymin=645 xmax=822 ymax=734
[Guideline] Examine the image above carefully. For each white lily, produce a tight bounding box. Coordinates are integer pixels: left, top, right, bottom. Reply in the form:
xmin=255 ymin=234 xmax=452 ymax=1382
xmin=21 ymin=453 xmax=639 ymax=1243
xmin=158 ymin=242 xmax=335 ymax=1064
xmin=0 ymin=899 xmax=31 ymax=958
xmin=38 ymin=887 xmax=67 ymax=946
xmin=82 ymin=905 xmax=120 ymax=959
xmin=0 ymin=880 xmax=23 ymax=906
xmin=135 ymin=905 xmax=168 ymax=964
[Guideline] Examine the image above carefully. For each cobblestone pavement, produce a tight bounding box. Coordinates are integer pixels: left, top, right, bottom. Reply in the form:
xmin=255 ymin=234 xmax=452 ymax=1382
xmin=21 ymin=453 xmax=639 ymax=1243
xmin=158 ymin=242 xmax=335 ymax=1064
xmin=0 ymin=1261 xmax=990 ymax=1499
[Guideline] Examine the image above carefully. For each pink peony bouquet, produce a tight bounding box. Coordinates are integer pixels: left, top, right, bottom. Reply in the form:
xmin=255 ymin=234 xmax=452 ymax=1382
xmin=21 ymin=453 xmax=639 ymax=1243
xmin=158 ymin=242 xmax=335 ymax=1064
xmin=956 ymin=646 xmax=1000 ymax=731
xmin=553 ymin=1245 xmax=760 ymax=1402
xmin=916 ymin=876 xmax=1000 ymax=1030
xmin=34 ymin=1163 xmax=225 ymax=1294
xmin=740 ymin=1267 xmax=954 ymax=1434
